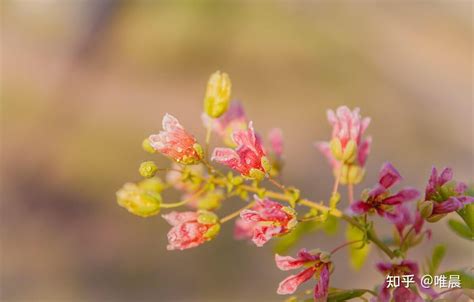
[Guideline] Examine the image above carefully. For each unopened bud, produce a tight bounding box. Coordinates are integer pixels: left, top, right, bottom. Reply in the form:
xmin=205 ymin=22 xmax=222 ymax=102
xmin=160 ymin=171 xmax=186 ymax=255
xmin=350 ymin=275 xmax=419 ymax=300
xmin=418 ymin=200 xmax=434 ymax=218
xmin=203 ymin=224 xmax=221 ymax=239
xmin=248 ymin=168 xmax=265 ymax=181
xmin=426 ymin=213 xmax=446 ymax=223
xmin=347 ymin=165 xmax=365 ymax=185
xmin=329 ymin=138 xmax=343 ymax=160
xmin=319 ymin=252 xmax=331 ymax=263
xmin=204 ymin=71 xmax=231 ymax=118
xmin=342 ymin=140 xmax=357 ymax=163
xmin=142 ymin=138 xmax=156 ymax=154
xmin=139 ymin=161 xmax=158 ymax=178
xmin=197 ymin=210 xmax=219 ymax=225
xmin=116 ymin=183 xmax=161 ymax=217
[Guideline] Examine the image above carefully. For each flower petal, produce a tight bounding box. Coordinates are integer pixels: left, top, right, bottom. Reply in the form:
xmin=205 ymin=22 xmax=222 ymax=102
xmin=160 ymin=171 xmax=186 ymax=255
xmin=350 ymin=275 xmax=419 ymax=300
xmin=432 ymin=197 xmax=463 ymax=214
xmin=277 ymin=267 xmax=316 ymax=295
xmin=275 ymin=254 xmax=306 ymax=271
xmin=438 ymin=167 xmax=453 ymax=186
xmin=162 ymin=211 xmax=198 ymax=226
xmin=383 ymin=188 xmax=420 ymax=205
xmin=350 ymin=200 xmax=372 ymax=215
xmin=314 ymin=265 xmax=330 ymax=300
xmin=379 ymin=162 xmax=402 ymax=189
xmin=268 ymin=128 xmax=284 ymax=157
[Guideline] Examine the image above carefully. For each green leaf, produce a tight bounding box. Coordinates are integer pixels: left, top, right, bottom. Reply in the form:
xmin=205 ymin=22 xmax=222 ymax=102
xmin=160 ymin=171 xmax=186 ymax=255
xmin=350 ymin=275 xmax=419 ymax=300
xmin=346 ymin=225 xmax=371 ymax=271
xmin=440 ymin=269 xmax=474 ymax=289
xmin=448 ymin=219 xmax=474 ymax=240
xmin=457 ymin=203 xmax=474 ymax=232
xmin=327 ymin=288 xmax=370 ymax=301
xmin=322 ymin=215 xmax=339 ymax=235
xmin=428 ymin=245 xmax=446 ymax=275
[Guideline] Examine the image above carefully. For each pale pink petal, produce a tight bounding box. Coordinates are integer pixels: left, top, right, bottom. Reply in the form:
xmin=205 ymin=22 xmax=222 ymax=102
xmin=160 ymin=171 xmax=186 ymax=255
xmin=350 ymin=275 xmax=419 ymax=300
xmin=211 ymin=148 xmax=240 ymax=166
xmin=315 ymin=141 xmax=339 ymax=170
xmin=252 ymin=225 xmax=282 ymax=247
xmin=162 ymin=211 xmax=198 ymax=226
xmin=277 ymin=267 xmax=315 ymax=295
xmin=234 ymin=218 xmax=255 ymax=240
xmin=162 ymin=113 xmax=183 ymax=132
xmin=240 ymin=209 xmax=263 ymax=222
xmin=275 ymin=254 xmax=306 ymax=271
xmin=358 ymin=136 xmax=372 ymax=167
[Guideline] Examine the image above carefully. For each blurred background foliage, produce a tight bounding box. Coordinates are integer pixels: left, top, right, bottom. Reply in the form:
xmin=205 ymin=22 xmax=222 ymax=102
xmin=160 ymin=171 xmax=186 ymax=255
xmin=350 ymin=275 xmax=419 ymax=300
xmin=1 ymin=0 xmax=472 ymax=301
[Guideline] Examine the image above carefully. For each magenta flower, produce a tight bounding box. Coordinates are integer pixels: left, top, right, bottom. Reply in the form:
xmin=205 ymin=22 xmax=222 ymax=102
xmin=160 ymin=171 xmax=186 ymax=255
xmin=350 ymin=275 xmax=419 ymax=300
xmin=421 ymin=167 xmax=473 ymax=221
xmin=202 ymin=100 xmax=248 ymax=146
xmin=350 ymin=163 xmax=420 ymax=222
xmin=239 ymin=196 xmax=297 ymax=247
xmin=376 ymin=260 xmax=437 ymax=302
xmin=212 ymin=122 xmax=270 ymax=179
xmin=149 ymin=114 xmax=203 ymax=165
xmin=162 ymin=211 xmax=220 ymax=251
xmin=275 ymin=248 xmax=332 ymax=300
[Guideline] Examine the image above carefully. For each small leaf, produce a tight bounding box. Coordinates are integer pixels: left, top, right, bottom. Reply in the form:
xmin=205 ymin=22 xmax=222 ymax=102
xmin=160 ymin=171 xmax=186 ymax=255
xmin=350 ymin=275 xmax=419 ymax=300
xmin=457 ymin=203 xmax=474 ymax=232
xmin=327 ymin=288 xmax=370 ymax=301
xmin=440 ymin=269 xmax=474 ymax=289
xmin=429 ymin=244 xmax=446 ymax=275
xmin=448 ymin=219 xmax=473 ymax=240
xmin=322 ymin=215 xmax=339 ymax=235
xmin=346 ymin=225 xmax=371 ymax=271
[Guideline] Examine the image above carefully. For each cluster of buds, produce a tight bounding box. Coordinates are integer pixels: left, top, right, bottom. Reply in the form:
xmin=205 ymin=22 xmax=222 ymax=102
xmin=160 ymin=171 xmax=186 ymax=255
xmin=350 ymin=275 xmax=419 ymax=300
xmin=418 ymin=167 xmax=474 ymax=222
xmin=116 ymin=71 xmax=472 ymax=302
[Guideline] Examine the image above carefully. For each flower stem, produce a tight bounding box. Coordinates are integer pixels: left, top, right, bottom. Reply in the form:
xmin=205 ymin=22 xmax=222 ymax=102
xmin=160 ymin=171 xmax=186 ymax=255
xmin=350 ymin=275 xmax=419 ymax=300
xmin=220 ymin=201 xmax=256 ymax=224
xmin=268 ymin=177 xmax=286 ymax=192
xmin=332 ymin=165 xmax=343 ymax=195
xmin=204 ymin=124 xmax=212 ymax=156
xmin=160 ymin=186 xmax=207 ymax=208
xmin=330 ymin=240 xmax=363 ymax=255
xmin=348 ymin=184 xmax=354 ymax=204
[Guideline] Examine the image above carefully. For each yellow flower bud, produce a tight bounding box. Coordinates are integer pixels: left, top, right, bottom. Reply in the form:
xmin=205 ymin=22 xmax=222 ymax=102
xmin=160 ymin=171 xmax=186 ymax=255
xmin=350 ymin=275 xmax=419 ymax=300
xmin=139 ymin=161 xmax=158 ymax=178
xmin=204 ymin=71 xmax=231 ymax=118
xmin=418 ymin=200 xmax=434 ymax=218
xmin=329 ymin=138 xmax=343 ymax=160
xmin=142 ymin=138 xmax=156 ymax=154
xmin=347 ymin=165 xmax=365 ymax=185
xmin=116 ymin=183 xmax=161 ymax=217
xmin=197 ymin=210 xmax=219 ymax=225
xmin=342 ymin=139 xmax=357 ymax=163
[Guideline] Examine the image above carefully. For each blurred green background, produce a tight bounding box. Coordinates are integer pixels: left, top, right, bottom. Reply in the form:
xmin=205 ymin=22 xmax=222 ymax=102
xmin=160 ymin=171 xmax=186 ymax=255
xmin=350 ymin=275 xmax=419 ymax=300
xmin=1 ymin=1 xmax=472 ymax=301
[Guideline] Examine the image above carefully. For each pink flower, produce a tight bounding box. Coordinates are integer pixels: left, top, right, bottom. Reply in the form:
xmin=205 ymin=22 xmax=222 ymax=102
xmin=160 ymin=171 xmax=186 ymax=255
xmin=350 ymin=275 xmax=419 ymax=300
xmin=376 ymin=260 xmax=437 ymax=302
xmin=276 ymin=248 xmax=332 ymax=301
xmin=350 ymin=163 xmax=420 ymax=222
xmin=316 ymin=106 xmax=372 ymax=168
xmin=239 ymin=197 xmax=297 ymax=247
xmin=422 ymin=167 xmax=473 ymax=219
xmin=212 ymin=122 xmax=270 ymax=179
xmin=149 ymin=114 xmax=203 ymax=165
xmin=162 ymin=211 xmax=220 ymax=251
xmin=202 ymin=100 xmax=248 ymax=146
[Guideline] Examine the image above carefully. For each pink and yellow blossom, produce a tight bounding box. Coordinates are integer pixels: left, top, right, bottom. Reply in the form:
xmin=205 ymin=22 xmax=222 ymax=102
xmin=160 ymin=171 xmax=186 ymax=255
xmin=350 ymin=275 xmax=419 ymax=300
xmin=239 ymin=196 xmax=297 ymax=247
xmin=149 ymin=114 xmax=203 ymax=165
xmin=212 ymin=122 xmax=270 ymax=179
xmin=162 ymin=210 xmax=220 ymax=251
